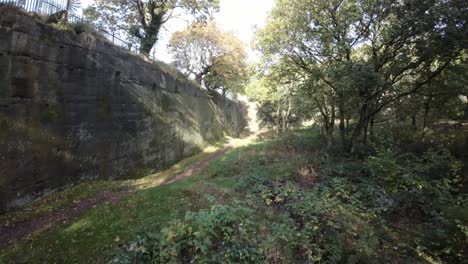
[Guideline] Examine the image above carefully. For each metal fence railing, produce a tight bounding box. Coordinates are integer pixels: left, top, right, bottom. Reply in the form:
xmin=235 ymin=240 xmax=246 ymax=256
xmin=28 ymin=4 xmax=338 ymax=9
xmin=1 ymin=0 xmax=62 ymax=13
xmin=0 ymin=0 xmax=159 ymax=61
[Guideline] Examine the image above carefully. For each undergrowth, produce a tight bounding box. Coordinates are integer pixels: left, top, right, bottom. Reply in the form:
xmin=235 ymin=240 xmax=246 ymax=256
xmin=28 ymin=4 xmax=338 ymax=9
xmin=1 ymin=129 xmax=466 ymax=263
xmin=113 ymin=129 xmax=468 ymax=264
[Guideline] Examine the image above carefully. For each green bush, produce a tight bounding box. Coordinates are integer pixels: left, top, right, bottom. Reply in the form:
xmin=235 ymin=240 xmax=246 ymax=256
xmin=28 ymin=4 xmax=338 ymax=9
xmin=112 ymin=175 xmax=386 ymax=263
xmin=111 ymin=203 xmax=265 ymax=264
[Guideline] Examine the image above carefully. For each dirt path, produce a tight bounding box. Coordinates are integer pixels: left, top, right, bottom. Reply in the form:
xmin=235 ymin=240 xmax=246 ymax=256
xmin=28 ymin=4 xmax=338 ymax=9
xmin=163 ymin=146 xmax=232 ymax=185
xmin=0 ymin=145 xmax=232 ymax=247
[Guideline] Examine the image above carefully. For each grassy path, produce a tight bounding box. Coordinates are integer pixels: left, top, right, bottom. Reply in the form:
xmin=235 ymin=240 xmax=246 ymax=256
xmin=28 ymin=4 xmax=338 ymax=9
xmin=0 ymin=190 xmax=130 ymax=247
xmin=0 ymin=146 xmax=235 ymax=247
xmin=0 ymin=137 xmax=252 ymax=263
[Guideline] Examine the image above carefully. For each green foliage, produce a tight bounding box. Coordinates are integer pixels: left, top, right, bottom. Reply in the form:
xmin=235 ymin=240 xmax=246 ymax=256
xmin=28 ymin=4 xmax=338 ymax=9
xmin=2 ymin=129 xmax=466 ymax=263
xmin=0 ymin=145 xmax=228 ymax=263
xmin=113 ymin=173 xmax=384 ymax=263
xmin=169 ymin=21 xmax=248 ymax=96
xmin=111 ymin=203 xmax=264 ymax=263
xmin=49 ymin=21 xmax=75 ymax=32
xmin=86 ymin=0 xmax=220 ymax=55
xmin=113 ymin=128 xmax=467 ymax=263
xmin=253 ymin=0 xmax=468 ymax=150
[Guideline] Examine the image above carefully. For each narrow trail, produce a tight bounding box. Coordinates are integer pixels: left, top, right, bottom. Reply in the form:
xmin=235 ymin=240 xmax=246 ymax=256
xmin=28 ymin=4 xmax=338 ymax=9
xmin=0 ymin=145 xmax=233 ymax=247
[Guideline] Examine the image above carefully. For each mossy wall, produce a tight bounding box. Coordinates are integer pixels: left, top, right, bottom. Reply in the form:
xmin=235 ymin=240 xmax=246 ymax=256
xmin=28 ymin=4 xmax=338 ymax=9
xmin=0 ymin=7 xmax=246 ymax=212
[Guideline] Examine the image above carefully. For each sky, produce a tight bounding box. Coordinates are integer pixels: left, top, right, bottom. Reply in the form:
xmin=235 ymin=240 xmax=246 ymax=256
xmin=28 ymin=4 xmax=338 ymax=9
xmin=80 ymin=0 xmax=275 ymax=63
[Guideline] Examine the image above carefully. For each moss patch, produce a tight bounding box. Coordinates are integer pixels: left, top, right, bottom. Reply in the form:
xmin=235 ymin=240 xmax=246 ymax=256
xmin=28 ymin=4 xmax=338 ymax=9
xmin=39 ymin=103 xmax=60 ymax=123
xmin=0 ymin=114 xmax=11 ymax=140
xmin=161 ymin=93 xmax=170 ymax=112
xmin=97 ymin=96 xmax=111 ymax=120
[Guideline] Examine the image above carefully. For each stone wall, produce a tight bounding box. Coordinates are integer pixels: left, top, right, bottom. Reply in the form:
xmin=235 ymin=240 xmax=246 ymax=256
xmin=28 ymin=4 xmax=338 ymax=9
xmin=0 ymin=7 xmax=246 ymax=212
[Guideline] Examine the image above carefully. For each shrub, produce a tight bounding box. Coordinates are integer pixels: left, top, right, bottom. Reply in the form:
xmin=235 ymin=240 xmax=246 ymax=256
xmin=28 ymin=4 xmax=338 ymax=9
xmin=111 ymin=203 xmax=265 ymax=264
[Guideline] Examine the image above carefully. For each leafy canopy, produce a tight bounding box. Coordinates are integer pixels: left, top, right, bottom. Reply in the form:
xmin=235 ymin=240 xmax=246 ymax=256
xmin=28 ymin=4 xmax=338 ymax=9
xmin=169 ymin=21 xmax=248 ymax=94
xmin=85 ymin=0 xmax=220 ymax=55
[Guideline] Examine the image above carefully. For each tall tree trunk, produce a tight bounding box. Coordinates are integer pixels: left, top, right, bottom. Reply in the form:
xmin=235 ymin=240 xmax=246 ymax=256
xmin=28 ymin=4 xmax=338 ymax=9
xmin=222 ymin=88 xmax=228 ymax=122
xmin=349 ymin=120 xmax=363 ymax=153
xmin=422 ymin=97 xmax=432 ymax=141
xmin=346 ymin=117 xmax=350 ymax=134
xmin=363 ymin=120 xmax=368 ymax=145
xmin=465 ymin=95 xmax=468 ymax=123
xmin=65 ymin=0 xmax=70 ymax=22
xmin=282 ymin=97 xmax=291 ymax=132
xmin=139 ymin=34 xmax=159 ymax=56
xmin=463 ymin=95 xmax=468 ymax=162
xmin=282 ymin=113 xmax=286 ymax=132
xmin=138 ymin=11 xmax=164 ymax=56
xmin=322 ymin=107 xmax=335 ymax=147
xmin=276 ymin=101 xmax=281 ymax=135
xmin=327 ymin=101 xmax=336 ymax=147
xmin=369 ymin=118 xmax=375 ymax=142
xmin=195 ymin=73 xmax=203 ymax=85
xmin=324 ymin=127 xmax=333 ymax=147
xmin=349 ymin=102 xmax=369 ymax=152
xmin=338 ymin=95 xmax=346 ymax=149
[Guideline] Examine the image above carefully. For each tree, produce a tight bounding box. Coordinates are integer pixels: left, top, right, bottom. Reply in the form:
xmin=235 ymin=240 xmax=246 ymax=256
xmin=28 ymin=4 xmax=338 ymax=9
xmin=256 ymin=0 xmax=468 ymax=151
xmin=65 ymin=0 xmax=80 ymax=21
xmin=85 ymin=0 xmax=220 ymax=56
xmin=169 ymin=22 xmax=248 ymax=98
xmin=245 ymin=59 xmax=315 ymax=133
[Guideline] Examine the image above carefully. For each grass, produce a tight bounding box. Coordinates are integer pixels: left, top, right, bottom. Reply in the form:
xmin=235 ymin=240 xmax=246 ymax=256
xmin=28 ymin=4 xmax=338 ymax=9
xmin=3 ymin=128 xmax=463 ymax=263
xmin=0 ymin=135 xmax=264 ymax=263
xmin=0 ymin=140 xmax=227 ymax=227
xmin=108 ymin=128 xmax=466 ymax=263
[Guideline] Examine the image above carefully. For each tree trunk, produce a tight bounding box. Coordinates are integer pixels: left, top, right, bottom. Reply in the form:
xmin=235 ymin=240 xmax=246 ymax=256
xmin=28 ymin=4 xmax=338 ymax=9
xmin=324 ymin=126 xmax=333 ymax=147
xmin=465 ymin=95 xmax=468 ymax=123
xmin=139 ymin=34 xmax=159 ymax=56
xmin=328 ymin=101 xmax=336 ymax=147
xmin=346 ymin=117 xmax=350 ymax=134
xmin=282 ymin=97 xmax=291 ymax=132
xmin=195 ymin=73 xmax=203 ymax=85
xmin=463 ymin=95 xmax=468 ymax=161
xmin=282 ymin=111 xmax=286 ymax=132
xmin=139 ymin=13 xmax=163 ymax=56
xmin=276 ymin=101 xmax=281 ymax=135
xmin=422 ymin=97 xmax=432 ymax=141
xmin=65 ymin=0 xmax=70 ymax=22
xmin=349 ymin=120 xmax=364 ymax=153
xmin=363 ymin=120 xmax=368 ymax=145
xmin=369 ymin=118 xmax=375 ymax=142
xmin=221 ymin=88 xmax=228 ymax=121
xmin=338 ymin=95 xmax=346 ymax=149
xmin=349 ymin=102 xmax=370 ymax=152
